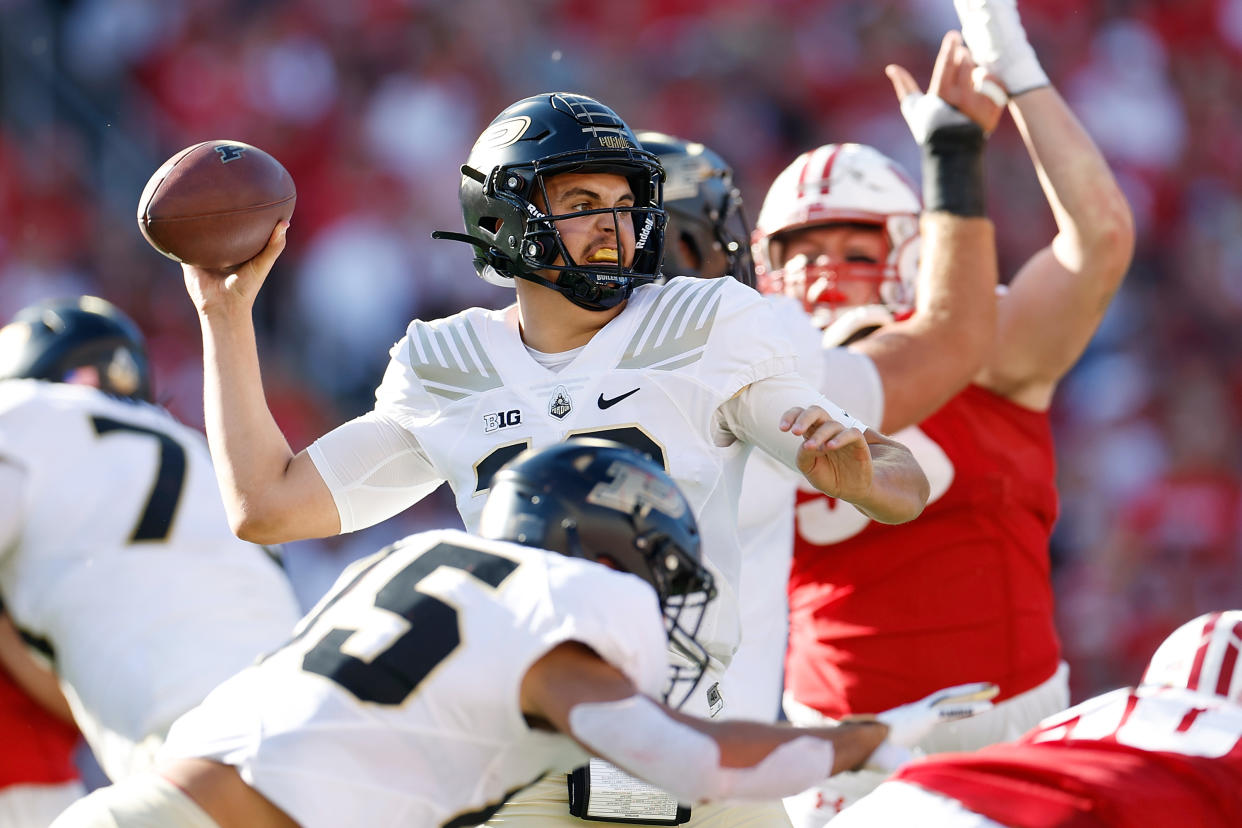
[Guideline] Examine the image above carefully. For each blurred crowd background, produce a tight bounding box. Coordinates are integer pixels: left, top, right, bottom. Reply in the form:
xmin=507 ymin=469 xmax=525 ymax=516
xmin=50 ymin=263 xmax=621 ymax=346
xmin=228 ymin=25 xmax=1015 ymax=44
xmin=1 ymin=0 xmax=1239 ymax=703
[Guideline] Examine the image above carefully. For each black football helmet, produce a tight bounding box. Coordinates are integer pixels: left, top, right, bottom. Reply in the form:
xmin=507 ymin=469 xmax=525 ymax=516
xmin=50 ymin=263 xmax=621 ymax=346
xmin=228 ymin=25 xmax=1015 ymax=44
xmin=0 ymin=296 xmax=152 ymax=402
xmin=434 ymin=93 xmax=666 ymax=311
xmin=635 ymin=131 xmax=754 ymax=287
xmin=478 ymin=438 xmax=715 ymax=707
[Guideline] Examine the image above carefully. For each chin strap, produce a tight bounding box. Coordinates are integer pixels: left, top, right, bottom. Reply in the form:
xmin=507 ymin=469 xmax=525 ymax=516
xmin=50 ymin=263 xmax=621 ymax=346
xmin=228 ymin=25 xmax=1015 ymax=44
xmin=513 ymin=269 xmax=634 ymax=312
xmin=432 ymin=229 xmax=638 ymax=311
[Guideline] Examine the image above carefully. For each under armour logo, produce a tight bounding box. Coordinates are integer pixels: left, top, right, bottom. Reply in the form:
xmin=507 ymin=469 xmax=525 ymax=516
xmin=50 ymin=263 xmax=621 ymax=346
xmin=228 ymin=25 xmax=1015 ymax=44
xmin=215 ymin=145 xmax=246 ymax=163
xmin=812 ymin=792 xmax=847 ymax=815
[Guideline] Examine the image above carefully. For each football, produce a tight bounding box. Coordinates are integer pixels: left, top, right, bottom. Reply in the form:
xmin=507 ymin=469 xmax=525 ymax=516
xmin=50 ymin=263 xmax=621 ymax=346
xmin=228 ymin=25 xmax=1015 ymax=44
xmin=137 ymin=139 xmax=296 ymax=272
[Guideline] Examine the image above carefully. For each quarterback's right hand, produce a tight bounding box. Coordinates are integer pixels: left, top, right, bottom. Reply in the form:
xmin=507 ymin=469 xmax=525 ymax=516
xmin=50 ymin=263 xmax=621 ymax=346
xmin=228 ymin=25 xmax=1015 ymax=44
xmin=183 ymin=221 xmax=288 ymax=316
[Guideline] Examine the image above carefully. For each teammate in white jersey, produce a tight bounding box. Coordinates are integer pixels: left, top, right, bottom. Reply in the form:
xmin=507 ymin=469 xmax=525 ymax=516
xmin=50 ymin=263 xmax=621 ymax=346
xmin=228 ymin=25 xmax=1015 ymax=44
xmin=0 ymin=296 xmax=303 ymax=782
xmin=51 ymin=439 xmax=994 ymax=828
xmin=633 ymin=34 xmax=1004 ymax=725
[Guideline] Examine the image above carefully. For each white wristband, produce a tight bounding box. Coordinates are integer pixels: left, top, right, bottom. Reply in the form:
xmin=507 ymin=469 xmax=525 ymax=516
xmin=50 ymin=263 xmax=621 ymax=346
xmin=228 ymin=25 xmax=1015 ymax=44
xmin=954 ymin=0 xmax=1050 ymax=96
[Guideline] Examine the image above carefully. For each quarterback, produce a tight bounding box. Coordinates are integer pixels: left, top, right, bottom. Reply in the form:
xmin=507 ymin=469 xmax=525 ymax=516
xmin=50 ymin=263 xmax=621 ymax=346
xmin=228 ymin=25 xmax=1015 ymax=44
xmin=178 ymin=91 xmax=928 ymax=712
xmin=52 ymin=440 xmax=991 ymax=828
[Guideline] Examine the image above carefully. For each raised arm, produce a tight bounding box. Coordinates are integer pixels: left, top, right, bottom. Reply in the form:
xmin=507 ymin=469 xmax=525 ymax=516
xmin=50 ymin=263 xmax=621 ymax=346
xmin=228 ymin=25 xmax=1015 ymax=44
xmin=955 ymin=0 xmax=1135 ymax=409
xmin=852 ymin=31 xmax=1004 ymax=434
xmin=856 ymin=214 xmax=996 ymax=435
xmin=183 ymin=222 xmax=340 ymax=543
xmin=978 ymin=86 xmax=1134 ymax=408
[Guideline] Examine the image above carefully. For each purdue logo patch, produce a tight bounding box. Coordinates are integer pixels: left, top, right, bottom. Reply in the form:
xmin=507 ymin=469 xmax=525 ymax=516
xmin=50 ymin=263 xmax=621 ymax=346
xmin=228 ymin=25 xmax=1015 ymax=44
xmin=475 ymin=116 xmax=531 ymax=151
xmin=548 ymin=386 xmax=573 ymax=420
xmin=215 ymin=145 xmax=246 ymax=163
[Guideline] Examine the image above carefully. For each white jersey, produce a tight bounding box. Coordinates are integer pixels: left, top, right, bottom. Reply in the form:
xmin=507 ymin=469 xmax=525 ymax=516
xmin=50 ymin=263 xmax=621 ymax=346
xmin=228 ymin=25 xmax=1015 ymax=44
xmin=308 ymin=277 xmax=854 ymax=716
xmin=160 ymin=528 xmax=668 ymax=828
xmin=727 ymin=298 xmax=884 ymax=721
xmin=0 ymin=380 xmax=302 ymax=781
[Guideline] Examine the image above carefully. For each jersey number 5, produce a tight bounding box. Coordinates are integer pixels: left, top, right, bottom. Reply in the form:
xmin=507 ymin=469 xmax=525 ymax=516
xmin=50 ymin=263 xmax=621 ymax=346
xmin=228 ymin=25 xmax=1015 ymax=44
xmin=301 ymin=542 xmax=519 ymax=705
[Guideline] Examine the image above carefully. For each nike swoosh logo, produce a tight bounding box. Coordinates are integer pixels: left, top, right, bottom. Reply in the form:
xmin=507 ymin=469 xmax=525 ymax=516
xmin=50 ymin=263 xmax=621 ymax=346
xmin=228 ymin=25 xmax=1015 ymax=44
xmin=597 ymin=388 xmax=640 ymax=409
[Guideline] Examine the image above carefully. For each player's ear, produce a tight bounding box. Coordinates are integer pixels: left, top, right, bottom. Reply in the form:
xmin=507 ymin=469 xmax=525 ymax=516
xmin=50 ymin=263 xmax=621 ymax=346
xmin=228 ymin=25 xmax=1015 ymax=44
xmin=677 ymin=236 xmax=703 ymax=273
xmin=61 ymin=365 xmax=103 ymax=389
xmin=595 ymin=555 xmax=621 ymax=572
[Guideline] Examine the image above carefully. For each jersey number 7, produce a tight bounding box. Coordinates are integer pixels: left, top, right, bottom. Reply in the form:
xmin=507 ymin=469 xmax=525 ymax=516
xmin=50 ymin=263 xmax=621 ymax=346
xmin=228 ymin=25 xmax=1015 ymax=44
xmin=91 ymin=416 xmax=187 ymax=542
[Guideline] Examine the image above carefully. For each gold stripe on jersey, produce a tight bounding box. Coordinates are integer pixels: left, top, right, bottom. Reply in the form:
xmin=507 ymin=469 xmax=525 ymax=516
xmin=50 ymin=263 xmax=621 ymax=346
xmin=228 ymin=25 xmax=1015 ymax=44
xmin=408 ymin=319 xmax=502 ymax=400
xmin=619 ymin=277 xmax=727 ymax=371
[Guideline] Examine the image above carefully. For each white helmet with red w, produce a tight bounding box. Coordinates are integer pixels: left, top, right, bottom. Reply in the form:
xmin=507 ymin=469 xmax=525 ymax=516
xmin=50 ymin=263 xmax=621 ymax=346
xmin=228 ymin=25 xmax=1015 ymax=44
xmin=753 ymin=143 xmax=921 ymax=333
xmin=1142 ymin=611 xmax=1242 ymax=703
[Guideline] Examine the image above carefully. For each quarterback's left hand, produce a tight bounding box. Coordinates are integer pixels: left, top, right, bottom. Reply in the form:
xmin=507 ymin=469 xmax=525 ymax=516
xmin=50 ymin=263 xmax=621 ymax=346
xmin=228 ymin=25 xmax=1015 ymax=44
xmin=782 ymin=405 xmax=873 ymax=503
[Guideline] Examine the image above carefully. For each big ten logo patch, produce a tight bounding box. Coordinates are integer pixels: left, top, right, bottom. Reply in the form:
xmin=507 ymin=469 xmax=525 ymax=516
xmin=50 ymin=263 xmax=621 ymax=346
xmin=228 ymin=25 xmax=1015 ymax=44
xmin=483 ymin=410 xmax=522 ymax=433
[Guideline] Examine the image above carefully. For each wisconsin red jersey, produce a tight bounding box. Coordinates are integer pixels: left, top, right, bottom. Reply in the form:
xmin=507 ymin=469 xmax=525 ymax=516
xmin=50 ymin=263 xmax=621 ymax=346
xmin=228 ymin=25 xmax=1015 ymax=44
xmin=0 ymin=669 xmax=79 ymax=787
xmin=894 ymin=686 xmax=1242 ymax=827
xmin=785 ymin=384 xmax=1061 ymax=717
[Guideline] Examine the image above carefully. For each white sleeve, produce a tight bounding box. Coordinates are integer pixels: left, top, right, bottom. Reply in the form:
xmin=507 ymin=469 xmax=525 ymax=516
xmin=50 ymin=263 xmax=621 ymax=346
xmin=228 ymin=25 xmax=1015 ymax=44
xmin=822 ymin=347 xmax=885 ymax=429
xmin=307 ymin=411 xmax=443 ymax=534
xmin=712 ymin=372 xmax=869 ymax=474
xmin=0 ymin=460 xmax=25 ymax=558
xmin=568 ymin=695 xmax=836 ymax=804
